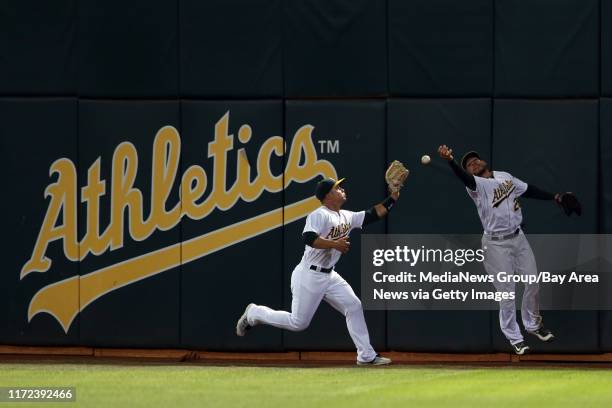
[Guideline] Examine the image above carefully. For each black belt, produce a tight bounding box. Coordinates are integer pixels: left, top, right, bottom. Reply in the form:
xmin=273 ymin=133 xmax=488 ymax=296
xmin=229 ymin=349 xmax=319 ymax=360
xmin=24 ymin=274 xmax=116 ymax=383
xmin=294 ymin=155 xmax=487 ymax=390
xmin=489 ymin=228 xmax=520 ymax=241
xmin=310 ymin=265 xmax=333 ymax=273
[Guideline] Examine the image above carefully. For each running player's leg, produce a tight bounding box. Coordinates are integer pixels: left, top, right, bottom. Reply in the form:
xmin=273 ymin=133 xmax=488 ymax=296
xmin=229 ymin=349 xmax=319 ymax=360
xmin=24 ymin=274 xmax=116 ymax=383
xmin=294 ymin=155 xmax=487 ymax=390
xmin=323 ymin=271 xmax=377 ymax=363
xmin=248 ymin=264 xmax=326 ymax=331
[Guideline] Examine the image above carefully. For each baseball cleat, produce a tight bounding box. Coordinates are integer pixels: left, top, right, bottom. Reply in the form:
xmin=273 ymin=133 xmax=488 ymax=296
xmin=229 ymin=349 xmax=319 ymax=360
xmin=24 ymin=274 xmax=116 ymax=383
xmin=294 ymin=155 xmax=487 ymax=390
xmin=528 ymin=326 xmax=555 ymax=342
xmin=357 ymin=354 xmax=392 ymax=366
xmin=511 ymin=341 xmax=530 ymax=355
xmin=236 ymin=303 xmax=254 ymax=337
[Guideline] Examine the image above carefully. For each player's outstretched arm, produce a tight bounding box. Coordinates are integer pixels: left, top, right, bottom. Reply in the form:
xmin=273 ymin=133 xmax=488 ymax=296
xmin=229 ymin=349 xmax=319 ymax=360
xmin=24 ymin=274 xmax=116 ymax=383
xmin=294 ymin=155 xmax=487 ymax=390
xmin=522 ymin=184 xmax=556 ymax=200
xmin=361 ymin=191 xmax=400 ymax=226
xmin=437 ymin=145 xmax=476 ymax=190
xmin=373 ymin=191 xmax=400 ymax=217
xmin=522 ymin=186 xmax=582 ymax=216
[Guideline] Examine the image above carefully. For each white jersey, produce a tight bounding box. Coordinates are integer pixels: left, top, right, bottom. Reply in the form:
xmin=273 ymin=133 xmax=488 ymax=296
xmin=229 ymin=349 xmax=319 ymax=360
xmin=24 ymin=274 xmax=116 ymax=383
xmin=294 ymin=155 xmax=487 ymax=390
xmin=467 ymin=171 xmax=528 ymax=235
xmin=300 ymin=206 xmax=366 ymax=269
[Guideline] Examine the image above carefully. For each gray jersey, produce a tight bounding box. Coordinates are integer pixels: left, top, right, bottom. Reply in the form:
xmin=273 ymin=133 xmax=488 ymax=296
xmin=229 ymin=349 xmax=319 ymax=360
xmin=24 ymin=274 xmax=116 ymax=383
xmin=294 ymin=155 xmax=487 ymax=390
xmin=467 ymin=171 xmax=528 ymax=235
xmin=300 ymin=206 xmax=365 ymax=268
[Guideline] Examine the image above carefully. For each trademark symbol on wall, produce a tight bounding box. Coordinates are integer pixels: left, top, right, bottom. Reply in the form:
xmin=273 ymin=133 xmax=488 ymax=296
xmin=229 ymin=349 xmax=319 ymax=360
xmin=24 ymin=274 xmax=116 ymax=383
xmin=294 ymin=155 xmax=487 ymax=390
xmin=318 ymin=140 xmax=340 ymax=154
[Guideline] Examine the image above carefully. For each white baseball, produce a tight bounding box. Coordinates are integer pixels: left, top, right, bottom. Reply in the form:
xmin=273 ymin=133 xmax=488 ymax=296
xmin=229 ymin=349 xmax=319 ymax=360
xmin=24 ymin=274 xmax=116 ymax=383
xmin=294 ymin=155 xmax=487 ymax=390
xmin=421 ymin=155 xmax=431 ymax=165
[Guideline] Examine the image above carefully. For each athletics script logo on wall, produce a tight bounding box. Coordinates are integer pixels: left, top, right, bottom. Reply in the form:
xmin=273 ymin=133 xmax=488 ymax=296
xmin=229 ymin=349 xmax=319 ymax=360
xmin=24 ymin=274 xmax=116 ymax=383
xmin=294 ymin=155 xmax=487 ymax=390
xmin=20 ymin=112 xmax=337 ymax=333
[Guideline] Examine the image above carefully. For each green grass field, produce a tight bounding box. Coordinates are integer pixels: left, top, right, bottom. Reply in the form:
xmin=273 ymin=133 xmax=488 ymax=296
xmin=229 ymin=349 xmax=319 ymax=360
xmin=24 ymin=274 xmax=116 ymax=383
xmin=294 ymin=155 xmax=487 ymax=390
xmin=1 ymin=362 xmax=612 ymax=407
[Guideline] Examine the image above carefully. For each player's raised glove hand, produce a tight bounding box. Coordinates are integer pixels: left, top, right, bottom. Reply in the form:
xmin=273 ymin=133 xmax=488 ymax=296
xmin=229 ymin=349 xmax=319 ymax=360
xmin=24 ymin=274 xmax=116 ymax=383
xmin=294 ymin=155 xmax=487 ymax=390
xmin=437 ymin=145 xmax=454 ymax=161
xmin=334 ymin=236 xmax=350 ymax=254
xmin=385 ymin=160 xmax=409 ymax=194
xmin=555 ymin=193 xmax=582 ymax=216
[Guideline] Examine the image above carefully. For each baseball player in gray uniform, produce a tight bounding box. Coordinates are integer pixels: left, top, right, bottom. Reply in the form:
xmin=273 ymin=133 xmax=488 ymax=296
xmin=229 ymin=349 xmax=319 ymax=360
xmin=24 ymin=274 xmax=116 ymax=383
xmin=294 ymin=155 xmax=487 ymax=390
xmin=438 ymin=145 xmax=581 ymax=354
xmin=236 ymin=177 xmax=402 ymax=365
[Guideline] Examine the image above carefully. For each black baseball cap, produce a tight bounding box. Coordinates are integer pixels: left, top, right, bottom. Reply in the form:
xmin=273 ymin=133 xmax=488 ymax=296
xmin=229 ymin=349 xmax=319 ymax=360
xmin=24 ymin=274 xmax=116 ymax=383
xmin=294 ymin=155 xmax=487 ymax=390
xmin=315 ymin=177 xmax=346 ymax=201
xmin=461 ymin=151 xmax=481 ymax=170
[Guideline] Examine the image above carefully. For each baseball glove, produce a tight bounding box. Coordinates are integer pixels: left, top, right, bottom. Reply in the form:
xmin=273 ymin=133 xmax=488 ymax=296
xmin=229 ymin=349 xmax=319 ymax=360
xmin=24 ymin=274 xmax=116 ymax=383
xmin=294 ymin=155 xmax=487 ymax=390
xmin=557 ymin=193 xmax=582 ymax=216
xmin=385 ymin=160 xmax=409 ymax=193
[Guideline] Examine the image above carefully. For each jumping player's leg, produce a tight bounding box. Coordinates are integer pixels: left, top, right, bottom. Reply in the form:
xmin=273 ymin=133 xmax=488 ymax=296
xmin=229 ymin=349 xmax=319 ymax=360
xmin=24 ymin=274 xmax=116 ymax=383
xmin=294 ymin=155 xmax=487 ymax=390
xmin=516 ymin=233 xmax=542 ymax=332
xmin=483 ymin=237 xmax=524 ymax=345
xmin=247 ymin=264 xmax=327 ymax=331
xmin=323 ymin=271 xmax=377 ymax=363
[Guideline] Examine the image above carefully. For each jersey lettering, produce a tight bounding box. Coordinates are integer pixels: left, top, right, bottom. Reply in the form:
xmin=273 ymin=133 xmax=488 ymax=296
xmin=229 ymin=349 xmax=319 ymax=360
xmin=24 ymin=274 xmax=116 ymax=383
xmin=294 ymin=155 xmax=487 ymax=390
xmin=492 ymin=180 xmax=515 ymax=208
xmin=326 ymin=223 xmax=350 ymax=239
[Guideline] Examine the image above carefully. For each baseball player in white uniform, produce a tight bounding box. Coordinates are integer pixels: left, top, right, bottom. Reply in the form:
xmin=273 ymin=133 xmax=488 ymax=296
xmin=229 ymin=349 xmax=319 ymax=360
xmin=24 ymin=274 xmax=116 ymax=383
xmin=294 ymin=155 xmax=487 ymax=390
xmin=438 ymin=145 xmax=581 ymax=354
xmin=236 ymin=177 xmax=401 ymax=365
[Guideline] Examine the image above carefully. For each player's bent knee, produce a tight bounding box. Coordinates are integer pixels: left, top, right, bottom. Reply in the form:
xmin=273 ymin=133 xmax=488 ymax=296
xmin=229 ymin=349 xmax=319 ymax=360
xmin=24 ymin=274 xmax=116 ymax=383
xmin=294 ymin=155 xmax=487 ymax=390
xmin=345 ymin=298 xmax=363 ymax=314
xmin=289 ymin=317 xmax=311 ymax=331
xmin=292 ymin=321 xmax=310 ymax=331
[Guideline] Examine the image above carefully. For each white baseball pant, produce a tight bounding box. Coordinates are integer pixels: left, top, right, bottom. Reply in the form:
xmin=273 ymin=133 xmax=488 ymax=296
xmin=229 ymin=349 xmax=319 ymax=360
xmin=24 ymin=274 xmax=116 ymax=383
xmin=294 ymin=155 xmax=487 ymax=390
xmin=482 ymin=231 xmax=542 ymax=345
xmin=247 ymin=263 xmax=377 ymax=363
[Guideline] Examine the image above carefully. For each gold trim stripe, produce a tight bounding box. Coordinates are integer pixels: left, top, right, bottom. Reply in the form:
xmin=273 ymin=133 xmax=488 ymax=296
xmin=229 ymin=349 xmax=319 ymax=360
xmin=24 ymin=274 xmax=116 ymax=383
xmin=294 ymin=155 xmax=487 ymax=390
xmin=28 ymin=197 xmax=321 ymax=333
